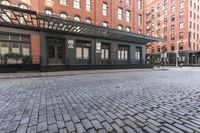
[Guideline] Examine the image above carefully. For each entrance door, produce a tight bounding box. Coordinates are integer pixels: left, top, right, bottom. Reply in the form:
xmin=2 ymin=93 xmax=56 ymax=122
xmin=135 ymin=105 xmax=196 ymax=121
xmin=48 ymin=45 xmax=64 ymax=65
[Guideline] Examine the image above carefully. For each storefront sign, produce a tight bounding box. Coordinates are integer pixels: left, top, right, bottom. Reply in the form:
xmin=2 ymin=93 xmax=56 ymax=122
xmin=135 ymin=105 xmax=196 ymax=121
xmin=68 ymin=40 xmax=74 ymax=49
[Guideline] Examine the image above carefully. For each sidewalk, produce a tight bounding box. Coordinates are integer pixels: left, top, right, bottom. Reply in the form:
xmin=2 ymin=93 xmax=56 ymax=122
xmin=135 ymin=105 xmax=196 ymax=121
xmin=0 ymin=68 xmax=164 ymax=79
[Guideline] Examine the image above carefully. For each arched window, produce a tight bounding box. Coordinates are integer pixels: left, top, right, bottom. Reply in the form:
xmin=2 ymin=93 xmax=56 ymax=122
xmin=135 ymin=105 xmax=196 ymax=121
xmin=1 ymin=0 xmax=11 ymax=22
xmin=118 ymin=25 xmax=123 ymax=30
xmin=19 ymin=4 xmax=28 ymax=9
xmin=60 ymin=13 xmax=67 ymax=18
xmin=102 ymin=22 xmax=108 ymax=27
xmin=85 ymin=18 xmax=91 ymax=23
xmin=74 ymin=16 xmax=80 ymax=21
xmin=19 ymin=4 xmax=28 ymax=24
xmin=1 ymin=0 xmax=10 ymax=5
xmin=45 ymin=9 xmax=53 ymax=15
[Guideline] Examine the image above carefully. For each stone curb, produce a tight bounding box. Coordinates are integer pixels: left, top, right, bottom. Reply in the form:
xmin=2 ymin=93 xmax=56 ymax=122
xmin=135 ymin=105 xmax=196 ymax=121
xmin=0 ymin=69 xmax=168 ymax=80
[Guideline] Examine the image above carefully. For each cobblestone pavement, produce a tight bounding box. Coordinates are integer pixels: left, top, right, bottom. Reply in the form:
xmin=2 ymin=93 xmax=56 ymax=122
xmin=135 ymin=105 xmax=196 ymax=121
xmin=1 ymin=68 xmax=200 ymax=133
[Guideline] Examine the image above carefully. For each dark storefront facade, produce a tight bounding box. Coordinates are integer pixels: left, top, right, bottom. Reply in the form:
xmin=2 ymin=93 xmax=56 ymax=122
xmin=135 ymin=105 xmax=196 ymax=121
xmin=0 ymin=4 xmax=162 ymax=72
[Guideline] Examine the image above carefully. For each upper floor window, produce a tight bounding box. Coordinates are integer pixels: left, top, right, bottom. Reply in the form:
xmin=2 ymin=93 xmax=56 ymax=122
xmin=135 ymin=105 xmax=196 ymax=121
xmin=45 ymin=9 xmax=53 ymax=15
xmin=179 ymin=22 xmax=184 ymax=29
xmin=19 ymin=4 xmax=28 ymax=9
xmin=126 ymin=10 xmax=130 ymax=22
xmin=74 ymin=0 xmax=81 ymax=9
xmin=179 ymin=2 xmax=184 ymax=9
xmin=60 ymin=13 xmax=67 ymax=18
xmin=86 ymin=0 xmax=91 ymax=12
xmin=164 ymin=9 xmax=167 ymax=15
xmin=85 ymin=18 xmax=91 ymax=23
xmin=179 ymin=12 xmax=184 ymax=19
xmin=74 ymin=16 xmax=80 ymax=21
xmin=164 ymin=0 xmax=167 ymax=6
xmin=102 ymin=3 xmax=108 ymax=16
xmin=102 ymin=22 xmax=108 ymax=27
xmin=118 ymin=25 xmax=123 ymax=30
xmin=126 ymin=0 xmax=130 ymax=5
xmin=126 ymin=27 xmax=131 ymax=32
xmin=138 ymin=14 xmax=142 ymax=25
xmin=138 ymin=0 xmax=142 ymax=9
xmin=60 ymin=0 xmax=67 ymax=5
xmin=1 ymin=0 xmax=10 ymax=5
xmin=157 ymin=3 xmax=160 ymax=9
xmin=118 ymin=8 xmax=123 ymax=20
xmin=171 ymin=6 xmax=175 ymax=12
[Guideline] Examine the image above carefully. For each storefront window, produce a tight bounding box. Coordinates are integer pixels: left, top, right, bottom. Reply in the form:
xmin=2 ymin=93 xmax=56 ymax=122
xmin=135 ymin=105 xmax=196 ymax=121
xmin=11 ymin=43 xmax=20 ymax=54
xmin=0 ymin=33 xmax=30 ymax=56
xmin=118 ymin=47 xmax=129 ymax=60
xmin=76 ymin=47 xmax=82 ymax=59
xmin=22 ymin=43 xmax=30 ymax=55
xmin=0 ymin=42 xmax=9 ymax=55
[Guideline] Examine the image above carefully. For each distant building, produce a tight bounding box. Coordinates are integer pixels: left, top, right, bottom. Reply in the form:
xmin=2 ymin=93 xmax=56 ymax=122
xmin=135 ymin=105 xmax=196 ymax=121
xmin=145 ymin=0 xmax=200 ymax=65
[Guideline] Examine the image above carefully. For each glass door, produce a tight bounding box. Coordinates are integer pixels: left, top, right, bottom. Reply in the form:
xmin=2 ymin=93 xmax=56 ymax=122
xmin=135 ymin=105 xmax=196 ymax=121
xmin=48 ymin=45 xmax=64 ymax=65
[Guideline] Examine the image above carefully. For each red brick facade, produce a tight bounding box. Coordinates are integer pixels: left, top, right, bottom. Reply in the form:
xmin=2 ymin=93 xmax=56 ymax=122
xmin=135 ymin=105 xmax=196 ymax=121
xmin=3 ymin=0 xmax=144 ymax=33
xmin=145 ymin=0 xmax=200 ymax=64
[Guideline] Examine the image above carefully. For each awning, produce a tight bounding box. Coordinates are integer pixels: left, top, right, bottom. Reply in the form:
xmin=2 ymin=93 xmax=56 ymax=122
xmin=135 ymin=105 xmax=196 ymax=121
xmin=0 ymin=4 xmax=165 ymax=44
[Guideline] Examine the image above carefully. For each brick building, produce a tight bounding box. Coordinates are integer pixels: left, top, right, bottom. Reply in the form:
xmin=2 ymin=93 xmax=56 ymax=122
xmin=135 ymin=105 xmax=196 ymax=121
xmin=0 ymin=0 xmax=161 ymax=72
xmin=145 ymin=0 xmax=200 ymax=65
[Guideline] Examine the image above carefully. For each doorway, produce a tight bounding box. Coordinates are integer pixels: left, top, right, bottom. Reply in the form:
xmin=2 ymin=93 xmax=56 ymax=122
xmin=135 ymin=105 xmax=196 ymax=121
xmin=47 ymin=37 xmax=65 ymax=65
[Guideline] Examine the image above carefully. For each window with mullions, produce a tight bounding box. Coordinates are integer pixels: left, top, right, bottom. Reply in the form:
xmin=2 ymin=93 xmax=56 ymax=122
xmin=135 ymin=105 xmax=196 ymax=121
xmin=76 ymin=47 xmax=89 ymax=59
xmin=0 ymin=34 xmax=30 ymax=56
xmin=102 ymin=3 xmax=108 ymax=16
xmin=118 ymin=46 xmax=129 ymax=60
xmin=86 ymin=0 xmax=91 ymax=12
xmin=74 ymin=0 xmax=81 ymax=9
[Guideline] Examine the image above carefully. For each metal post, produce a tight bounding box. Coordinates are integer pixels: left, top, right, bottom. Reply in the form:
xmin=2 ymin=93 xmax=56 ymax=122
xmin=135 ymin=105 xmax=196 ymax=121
xmin=176 ymin=41 xmax=179 ymax=67
xmin=176 ymin=51 xmax=178 ymax=67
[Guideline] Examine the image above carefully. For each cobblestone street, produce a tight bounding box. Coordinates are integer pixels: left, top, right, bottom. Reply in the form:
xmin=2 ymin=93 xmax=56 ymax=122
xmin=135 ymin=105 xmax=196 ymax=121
xmin=1 ymin=68 xmax=200 ymax=133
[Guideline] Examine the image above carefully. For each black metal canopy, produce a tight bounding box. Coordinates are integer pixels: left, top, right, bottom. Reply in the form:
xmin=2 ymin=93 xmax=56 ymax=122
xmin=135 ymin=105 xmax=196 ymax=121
xmin=0 ymin=4 xmax=164 ymax=44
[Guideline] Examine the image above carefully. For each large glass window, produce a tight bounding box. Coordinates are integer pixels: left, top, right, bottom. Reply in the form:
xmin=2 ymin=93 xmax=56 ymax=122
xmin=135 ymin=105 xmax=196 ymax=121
xmin=136 ymin=47 xmax=142 ymax=63
xmin=118 ymin=46 xmax=129 ymax=60
xmin=76 ymin=47 xmax=89 ymax=59
xmin=0 ymin=34 xmax=30 ymax=56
